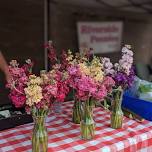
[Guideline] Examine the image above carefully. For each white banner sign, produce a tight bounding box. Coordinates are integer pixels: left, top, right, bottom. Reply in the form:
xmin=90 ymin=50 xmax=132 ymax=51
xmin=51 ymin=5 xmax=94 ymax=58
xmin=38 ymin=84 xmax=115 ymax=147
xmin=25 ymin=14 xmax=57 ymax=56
xmin=77 ymin=22 xmax=123 ymax=53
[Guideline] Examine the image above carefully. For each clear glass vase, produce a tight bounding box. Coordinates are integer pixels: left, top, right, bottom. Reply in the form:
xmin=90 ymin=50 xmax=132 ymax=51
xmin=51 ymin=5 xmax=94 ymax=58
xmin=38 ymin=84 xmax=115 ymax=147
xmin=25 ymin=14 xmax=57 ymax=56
xmin=32 ymin=115 xmax=48 ymax=152
xmin=53 ymin=101 xmax=62 ymax=113
xmin=110 ymin=87 xmax=123 ymax=129
xmin=80 ymin=100 xmax=95 ymax=140
xmin=72 ymin=100 xmax=82 ymax=124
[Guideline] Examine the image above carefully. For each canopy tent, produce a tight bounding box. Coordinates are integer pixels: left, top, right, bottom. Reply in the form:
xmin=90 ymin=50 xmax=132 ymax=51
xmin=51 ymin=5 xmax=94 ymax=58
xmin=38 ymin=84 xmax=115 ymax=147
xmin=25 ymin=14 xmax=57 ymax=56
xmin=52 ymin=0 xmax=152 ymax=13
xmin=44 ymin=0 xmax=152 ymax=69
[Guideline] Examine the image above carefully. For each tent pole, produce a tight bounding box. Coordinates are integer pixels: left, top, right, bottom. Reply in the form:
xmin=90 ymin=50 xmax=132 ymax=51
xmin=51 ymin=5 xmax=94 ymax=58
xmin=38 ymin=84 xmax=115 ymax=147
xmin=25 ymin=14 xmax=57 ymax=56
xmin=44 ymin=0 xmax=49 ymax=71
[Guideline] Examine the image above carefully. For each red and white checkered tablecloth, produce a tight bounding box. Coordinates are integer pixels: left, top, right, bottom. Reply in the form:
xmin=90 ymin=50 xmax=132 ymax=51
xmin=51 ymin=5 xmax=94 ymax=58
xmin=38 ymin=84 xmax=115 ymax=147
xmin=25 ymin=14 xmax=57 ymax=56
xmin=1 ymin=101 xmax=152 ymax=152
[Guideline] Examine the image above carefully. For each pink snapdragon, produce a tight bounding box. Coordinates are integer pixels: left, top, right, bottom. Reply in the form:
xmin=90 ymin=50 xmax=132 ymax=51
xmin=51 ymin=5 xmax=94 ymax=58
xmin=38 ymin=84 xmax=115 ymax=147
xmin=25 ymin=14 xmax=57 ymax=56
xmin=68 ymin=65 xmax=79 ymax=76
xmin=68 ymin=64 xmax=114 ymax=102
xmin=46 ymin=41 xmax=57 ymax=65
xmin=10 ymin=94 xmax=26 ymax=108
xmin=6 ymin=60 xmax=33 ymax=108
xmin=102 ymin=76 xmax=115 ymax=92
xmin=92 ymin=85 xmax=107 ymax=101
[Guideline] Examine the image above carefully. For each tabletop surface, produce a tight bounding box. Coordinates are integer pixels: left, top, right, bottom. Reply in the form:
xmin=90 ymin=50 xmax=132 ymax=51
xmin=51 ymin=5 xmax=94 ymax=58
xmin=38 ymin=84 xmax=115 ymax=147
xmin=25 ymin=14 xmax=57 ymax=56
xmin=0 ymin=101 xmax=152 ymax=152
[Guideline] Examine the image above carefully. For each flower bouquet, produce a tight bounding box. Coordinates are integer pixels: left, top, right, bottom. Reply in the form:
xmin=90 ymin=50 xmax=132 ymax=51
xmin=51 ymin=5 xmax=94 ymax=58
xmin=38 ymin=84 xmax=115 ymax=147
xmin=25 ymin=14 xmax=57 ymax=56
xmin=46 ymin=41 xmax=70 ymax=113
xmin=67 ymin=55 xmax=115 ymax=140
xmin=6 ymin=58 xmax=69 ymax=152
xmin=65 ymin=48 xmax=94 ymax=124
xmin=102 ymin=45 xmax=135 ymax=129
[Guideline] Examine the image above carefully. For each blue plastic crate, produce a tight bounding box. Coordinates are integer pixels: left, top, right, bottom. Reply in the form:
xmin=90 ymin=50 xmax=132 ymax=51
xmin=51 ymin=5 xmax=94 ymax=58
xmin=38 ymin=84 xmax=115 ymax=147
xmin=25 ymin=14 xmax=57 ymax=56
xmin=122 ymin=92 xmax=152 ymax=121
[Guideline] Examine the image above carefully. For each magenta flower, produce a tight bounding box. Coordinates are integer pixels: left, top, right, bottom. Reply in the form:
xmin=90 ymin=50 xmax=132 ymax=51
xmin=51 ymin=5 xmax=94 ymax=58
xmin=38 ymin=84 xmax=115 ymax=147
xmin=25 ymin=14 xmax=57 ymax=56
xmin=10 ymin=95 xmax=26 ymax=108
xmin=93 ymin=85 xmax=107 ymax=101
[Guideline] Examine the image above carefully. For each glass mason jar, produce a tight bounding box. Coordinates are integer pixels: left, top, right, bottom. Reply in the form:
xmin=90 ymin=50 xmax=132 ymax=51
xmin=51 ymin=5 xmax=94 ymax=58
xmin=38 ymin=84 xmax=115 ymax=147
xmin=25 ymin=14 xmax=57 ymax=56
xmin=72 ymin=99 xmax=82 ymax=124
xmin=80 ymin=99 xmax=95 ymax=140
xmin=53 ymin=101 xmax=62 ymax=113
xmin=32 ymin=115 xmax=48 ymax=152
xmin=110 ymin=87 xmax=124 ymax=129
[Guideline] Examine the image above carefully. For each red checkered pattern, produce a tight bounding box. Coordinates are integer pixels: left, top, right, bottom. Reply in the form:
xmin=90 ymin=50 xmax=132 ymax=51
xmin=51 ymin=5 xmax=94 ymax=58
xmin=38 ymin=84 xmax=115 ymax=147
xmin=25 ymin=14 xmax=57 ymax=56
xmin=1 ymin=101 xmax=152 ymax=152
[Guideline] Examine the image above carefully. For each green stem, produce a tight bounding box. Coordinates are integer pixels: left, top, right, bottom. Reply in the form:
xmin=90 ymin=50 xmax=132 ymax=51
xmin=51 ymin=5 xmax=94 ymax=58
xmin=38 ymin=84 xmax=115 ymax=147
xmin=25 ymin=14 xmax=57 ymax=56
xmin=72 ymin=99 xmax=82 ymax=124
xmin=81 ymin=99 xmax=95 ymax=140
xmin=32 ymin=111 xmax=48 ymax=152
xmin=111 ymin=87 xmax=123 ymax=129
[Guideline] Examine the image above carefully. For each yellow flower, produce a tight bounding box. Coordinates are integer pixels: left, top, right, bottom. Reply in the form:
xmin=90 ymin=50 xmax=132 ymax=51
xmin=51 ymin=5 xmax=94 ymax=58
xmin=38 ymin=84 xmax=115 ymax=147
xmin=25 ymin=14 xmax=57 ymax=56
xmin=41 ymin=73 xmax=49 ymax=84
xmin=89 ymin=57 xmax=104 ymax=82
xmin=62 ymin=71 xmax=69 ymax=80
xmin=47 ymin=70 xmax=56 ymax=84
xmin=81 ymin=57 xmax=88 ymax=62
xmin=79 ymin=62 xmax=90 ymax=76
xmin=66 ymin=50 xmax=73 ymax=62
xmin=24 ymin=84 xmax=43 ymax=106
xmin=27 ymin=75 xmax=42 ymax=85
